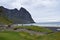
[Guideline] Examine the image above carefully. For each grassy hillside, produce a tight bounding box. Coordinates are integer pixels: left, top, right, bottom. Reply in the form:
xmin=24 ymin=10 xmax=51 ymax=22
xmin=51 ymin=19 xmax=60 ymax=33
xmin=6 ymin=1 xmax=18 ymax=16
xmin=43 ymin=32 xmax=60 ymax=40
xmin=0 ymin=31 xmax=60 ymax=40
xmin=0 ymin=17 xmax=12 ymax=25
xmin=14 ymin=26 xmax=52 ymax=33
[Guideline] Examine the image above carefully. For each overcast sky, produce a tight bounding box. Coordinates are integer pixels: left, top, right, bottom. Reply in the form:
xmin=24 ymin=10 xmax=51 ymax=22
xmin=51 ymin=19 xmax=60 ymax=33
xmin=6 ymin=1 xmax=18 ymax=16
xmin=0 ymin=0 xmax=60 ymax=22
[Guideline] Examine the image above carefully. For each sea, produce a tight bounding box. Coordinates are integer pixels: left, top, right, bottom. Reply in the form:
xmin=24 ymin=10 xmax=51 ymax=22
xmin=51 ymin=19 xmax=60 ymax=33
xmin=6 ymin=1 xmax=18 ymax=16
xmin=19 ymin=22 xmax=60 ymax=32
xmin=20 ymin=22 xmax=60 ymax=27
xmin=15 ymin=22 xmax=60 ymax=32
xmin=32 ymin=22 xmax=60 ymax=27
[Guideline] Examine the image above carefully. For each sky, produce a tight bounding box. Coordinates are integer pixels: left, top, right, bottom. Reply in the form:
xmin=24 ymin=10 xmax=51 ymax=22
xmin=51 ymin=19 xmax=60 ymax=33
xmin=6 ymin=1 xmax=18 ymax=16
xmin=0 ymin=0 xmax=60 ymax=22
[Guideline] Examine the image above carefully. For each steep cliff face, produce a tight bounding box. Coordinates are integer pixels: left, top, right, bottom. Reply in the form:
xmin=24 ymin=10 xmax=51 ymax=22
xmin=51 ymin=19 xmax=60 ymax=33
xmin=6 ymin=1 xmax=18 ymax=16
xmin=19 ymin=7 xmax=35 ymax=23
xmin=0 ymin=6 xmax=35 ymax=24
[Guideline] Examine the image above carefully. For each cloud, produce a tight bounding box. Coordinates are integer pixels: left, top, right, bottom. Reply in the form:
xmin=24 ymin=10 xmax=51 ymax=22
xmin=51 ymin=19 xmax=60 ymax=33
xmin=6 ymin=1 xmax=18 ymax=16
xmin=0 ymin=0 xmax=21 ymax=9
xmin=35 ymin=17 xmax=60 ymax=22
xmin=10 ymin=0 xmax=21 ymax=9
xmin=21 ymin=0 xmax=58 ymax=8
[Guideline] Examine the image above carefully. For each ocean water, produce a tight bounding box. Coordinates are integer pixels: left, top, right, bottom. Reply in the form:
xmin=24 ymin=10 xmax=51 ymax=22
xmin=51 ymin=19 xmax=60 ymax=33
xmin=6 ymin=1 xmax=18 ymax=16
xmin=20 ymin=22 xmax=60 ymax=27
xmin=17 ymin=22 xmax=60 ymax=27
xmin=16 ymin=22 xmax=60 ymax=32
xmin=32 ymin=23 xmax=60 ymax=27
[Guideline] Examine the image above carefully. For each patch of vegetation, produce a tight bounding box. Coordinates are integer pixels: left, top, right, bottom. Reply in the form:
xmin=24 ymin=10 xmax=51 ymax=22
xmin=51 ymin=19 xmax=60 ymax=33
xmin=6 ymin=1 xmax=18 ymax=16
xmin=45 ymin=32 xmax=60 ymax=40
xmin=0 ymin=31 xmax=60 ymax=40
xmin=0 ymin=17 xmax=12 ymax=25
xmin=15 ymin=26 xmax=52 ymax=33
xmin=0 ymin=31 xmax=20 ymax=40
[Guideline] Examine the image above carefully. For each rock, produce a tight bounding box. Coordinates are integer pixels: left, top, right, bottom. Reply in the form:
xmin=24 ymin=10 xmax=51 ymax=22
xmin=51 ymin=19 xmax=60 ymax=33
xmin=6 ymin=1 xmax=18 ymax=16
xmin=0 ymin=6 xmax=35 ymax=24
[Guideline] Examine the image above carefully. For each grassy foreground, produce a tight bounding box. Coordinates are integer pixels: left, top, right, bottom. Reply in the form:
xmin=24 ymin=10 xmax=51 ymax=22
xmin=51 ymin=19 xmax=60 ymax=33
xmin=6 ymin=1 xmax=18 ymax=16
xmin=0 ymin=31 xmax=60 ymax=40
xmin=0 ymin=26 xmax=60 ymax=40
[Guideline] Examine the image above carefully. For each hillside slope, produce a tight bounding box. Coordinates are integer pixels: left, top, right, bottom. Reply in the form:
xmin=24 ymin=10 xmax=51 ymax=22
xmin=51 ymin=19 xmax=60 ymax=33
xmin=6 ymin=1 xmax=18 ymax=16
xmin=0 ymin=17 xmax=12 ymax=25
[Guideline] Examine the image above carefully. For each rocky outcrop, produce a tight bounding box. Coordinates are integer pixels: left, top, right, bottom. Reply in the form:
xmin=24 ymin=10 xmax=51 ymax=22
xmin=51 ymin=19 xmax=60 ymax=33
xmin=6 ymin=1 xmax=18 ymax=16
xmin=0 ymin=6 xmax=35 ymax=24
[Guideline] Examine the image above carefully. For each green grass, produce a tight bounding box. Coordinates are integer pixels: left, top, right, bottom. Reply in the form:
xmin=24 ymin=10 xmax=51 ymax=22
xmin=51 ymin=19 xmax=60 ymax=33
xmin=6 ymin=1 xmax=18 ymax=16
xmin=0 ymin=31 xmax=60 ymax=40
xmin=46 ymin=32 xmax=60 ymax=40
xmin=0 ymin=31 xmax=39 ymax=40
xmin=15 ymin=26 xmax=52 ymax=33
xmin=0 ymin=17 xmax=12 ymax=25
xmin=38 ymin=32 xmax=60 ymax=40
xmin=0 ymin=31 xmax=20 ymax=40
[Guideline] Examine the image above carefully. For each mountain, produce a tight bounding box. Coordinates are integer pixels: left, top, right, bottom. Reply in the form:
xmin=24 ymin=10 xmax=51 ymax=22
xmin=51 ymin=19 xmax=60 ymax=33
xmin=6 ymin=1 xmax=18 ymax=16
xmin=0 ymin=6 xmax=35 ymax=24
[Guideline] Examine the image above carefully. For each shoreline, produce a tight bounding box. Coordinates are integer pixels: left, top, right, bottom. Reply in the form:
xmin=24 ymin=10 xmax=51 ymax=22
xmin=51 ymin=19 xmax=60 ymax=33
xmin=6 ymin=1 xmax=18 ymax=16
xmin=0 ymin=25 xmax=60 ymax=32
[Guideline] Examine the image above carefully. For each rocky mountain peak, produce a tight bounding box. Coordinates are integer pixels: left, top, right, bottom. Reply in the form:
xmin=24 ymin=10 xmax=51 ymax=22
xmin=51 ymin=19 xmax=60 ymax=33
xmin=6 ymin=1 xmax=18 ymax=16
xmin=0 ymin=6 xmax=35 ymax=24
